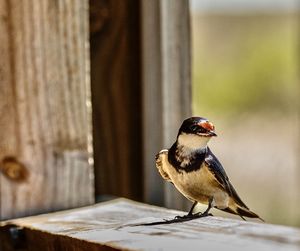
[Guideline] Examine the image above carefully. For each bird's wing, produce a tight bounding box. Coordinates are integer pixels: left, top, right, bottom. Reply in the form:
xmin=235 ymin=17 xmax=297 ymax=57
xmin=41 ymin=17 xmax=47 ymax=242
xmin=205 ymin=147 xmax=249 ymax=209
xmin=155 ymin=149 xmax=172 ymax=182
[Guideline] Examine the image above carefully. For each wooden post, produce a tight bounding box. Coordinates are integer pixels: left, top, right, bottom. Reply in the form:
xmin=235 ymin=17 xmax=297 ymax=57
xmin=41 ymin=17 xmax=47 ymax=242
xmin=0 ymin=0 xmax=94 ymax=220
xmin=90 ymin=0 xmax=143 ymax=200
xmin=141 ymin=0 xmax=192 ymax=209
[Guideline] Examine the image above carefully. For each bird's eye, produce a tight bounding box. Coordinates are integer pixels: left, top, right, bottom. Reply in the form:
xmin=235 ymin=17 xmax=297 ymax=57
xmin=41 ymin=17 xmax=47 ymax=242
xmin=190 ymin=125 xmax=198 ymax=132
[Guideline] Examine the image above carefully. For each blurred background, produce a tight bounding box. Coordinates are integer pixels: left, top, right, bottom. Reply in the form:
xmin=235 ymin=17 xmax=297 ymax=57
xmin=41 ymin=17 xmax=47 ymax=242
xmin=191 ymin=0 xmax=300 ymax=227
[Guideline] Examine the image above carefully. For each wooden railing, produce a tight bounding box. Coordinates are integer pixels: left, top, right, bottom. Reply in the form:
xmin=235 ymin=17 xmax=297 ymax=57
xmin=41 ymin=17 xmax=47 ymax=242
xmin=1 ymin=199 xmax=299 ymax=251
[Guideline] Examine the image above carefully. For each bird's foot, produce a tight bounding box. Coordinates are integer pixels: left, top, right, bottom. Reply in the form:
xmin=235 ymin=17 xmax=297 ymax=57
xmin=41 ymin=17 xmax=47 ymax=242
xmin=194 ymin=211 xmax=213 ymax=217
xmin=174 ymin=212 xmax=213 ymax=221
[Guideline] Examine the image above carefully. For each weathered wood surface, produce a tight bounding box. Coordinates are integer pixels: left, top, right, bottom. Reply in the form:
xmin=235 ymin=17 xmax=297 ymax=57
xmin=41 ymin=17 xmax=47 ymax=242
xmin=90 ymin=0 xmax=143 ymax=200
xmin=1 ymin=199 xmax=299 ymax=251
xmin=141 ymin=0 xmax=192 ymax=209
xmin=0 ymin=0 xmax=94 ymax=220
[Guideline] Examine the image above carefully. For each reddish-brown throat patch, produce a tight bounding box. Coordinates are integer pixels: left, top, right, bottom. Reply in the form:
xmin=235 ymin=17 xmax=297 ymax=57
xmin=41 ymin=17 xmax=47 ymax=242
xmin=198 ymin=121 xmax=215 ymax=131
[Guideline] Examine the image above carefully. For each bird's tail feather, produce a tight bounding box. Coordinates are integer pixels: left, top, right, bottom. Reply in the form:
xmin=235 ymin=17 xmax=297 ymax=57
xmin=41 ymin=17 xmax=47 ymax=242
xmin=220 ymin=204 xmax=264 ymax=222
xmin=236 ymin=206 xmax=264 ymax=221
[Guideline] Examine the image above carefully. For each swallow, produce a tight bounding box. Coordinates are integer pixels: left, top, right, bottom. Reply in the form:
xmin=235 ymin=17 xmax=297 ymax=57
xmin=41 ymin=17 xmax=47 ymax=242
xmin=156 ymin=116 xmax=263 ymax=221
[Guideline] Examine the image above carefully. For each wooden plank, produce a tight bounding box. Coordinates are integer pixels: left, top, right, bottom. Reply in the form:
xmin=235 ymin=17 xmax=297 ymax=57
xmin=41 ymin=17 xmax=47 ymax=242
xmin=0 ymin=0 xmax=94 ymax=220
xmin=141 ymin=0 xmax=192 ymax=209
xmin=90 ymin=0 xmax=143 ymax=200
xmin=1 ymin=199 xmax=299 ymax=251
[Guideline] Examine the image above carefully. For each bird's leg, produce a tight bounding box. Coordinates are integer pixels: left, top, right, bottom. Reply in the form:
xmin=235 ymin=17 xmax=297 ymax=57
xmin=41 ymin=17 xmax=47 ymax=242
xmin=196 ymin=197 xmax=213 ymax=217
xmin=175 ymin=201 xmax=198 ymax=219
xmin=174 ymin=198 xmax=214 ymax=221
xmin=188 ymin=201 xmax=198 ymax=216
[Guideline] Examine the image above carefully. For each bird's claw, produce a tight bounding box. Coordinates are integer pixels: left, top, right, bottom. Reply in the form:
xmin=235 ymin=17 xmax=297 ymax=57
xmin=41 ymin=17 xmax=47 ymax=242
xmin=196 ymin=212 xmax=213 ymax=217
xmin=199 ymin=213 xmax=213 ymax=217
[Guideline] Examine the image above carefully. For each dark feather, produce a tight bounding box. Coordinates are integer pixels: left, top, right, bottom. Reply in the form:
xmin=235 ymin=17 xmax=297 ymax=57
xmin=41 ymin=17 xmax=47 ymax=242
xmin=168 ymin=143 xmax=206 ymax=173
xmin=236 ymin=207 xmax=261 ymax=219
xmin=205 ymin=147 xmax=249 ymax=209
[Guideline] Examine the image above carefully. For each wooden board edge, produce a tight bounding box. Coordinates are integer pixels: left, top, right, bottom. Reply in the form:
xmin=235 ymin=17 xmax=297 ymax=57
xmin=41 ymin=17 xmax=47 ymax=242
xmin=0 ymin=223 xmax=129 ymax=251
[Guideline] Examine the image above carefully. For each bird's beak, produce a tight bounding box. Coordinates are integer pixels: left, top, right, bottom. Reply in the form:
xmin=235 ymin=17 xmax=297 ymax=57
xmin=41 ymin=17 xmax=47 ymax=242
xmin=208 ymin=131 xmax=217 ymax=137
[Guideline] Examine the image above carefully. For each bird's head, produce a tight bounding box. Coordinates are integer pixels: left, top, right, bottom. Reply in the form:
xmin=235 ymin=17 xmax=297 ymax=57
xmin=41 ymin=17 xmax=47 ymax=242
xmin=177 ymin=117 xmax=217 ymax=150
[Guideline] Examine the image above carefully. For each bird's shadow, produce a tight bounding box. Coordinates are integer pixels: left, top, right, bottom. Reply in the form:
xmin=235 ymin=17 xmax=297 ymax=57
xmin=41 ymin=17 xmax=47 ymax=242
xmin=120 ymin=214 xmax=213 ymax=228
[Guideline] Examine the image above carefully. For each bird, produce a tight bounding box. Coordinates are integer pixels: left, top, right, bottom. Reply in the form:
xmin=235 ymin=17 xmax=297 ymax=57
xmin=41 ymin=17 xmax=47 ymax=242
xmin=156 ymin=116 xmax=263 ymax=221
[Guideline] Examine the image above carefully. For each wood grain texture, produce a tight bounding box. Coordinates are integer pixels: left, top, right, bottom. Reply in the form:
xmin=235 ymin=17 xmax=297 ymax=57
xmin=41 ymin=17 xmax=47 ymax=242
xmin=0 ymin=0 xmax=94 ymax=220
xmin=1 ymin=199 xmax=299 ymax=251
xmin=141 ymin=0 xmax=192 ymax=209
xmin=90 ymin=0 xmax=142 ymax=200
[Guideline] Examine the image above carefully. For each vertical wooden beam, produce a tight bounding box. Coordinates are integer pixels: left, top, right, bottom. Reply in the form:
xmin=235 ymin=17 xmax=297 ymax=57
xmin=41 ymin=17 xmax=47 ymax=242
xmin=141 ymin=0 xmax=192 ymax=209
xmin=90 ymin=0 xmax=143 ymax=200
xmin=0 ymin=0 xmax=94 ymax=220
xmin=141 ymin=0 xmax=164 ymax=205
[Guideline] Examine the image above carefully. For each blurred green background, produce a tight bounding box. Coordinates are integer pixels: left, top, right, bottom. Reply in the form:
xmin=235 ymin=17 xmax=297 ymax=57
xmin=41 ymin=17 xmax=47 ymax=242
xmin=191 ymin=1 xmax=300 ymax=227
